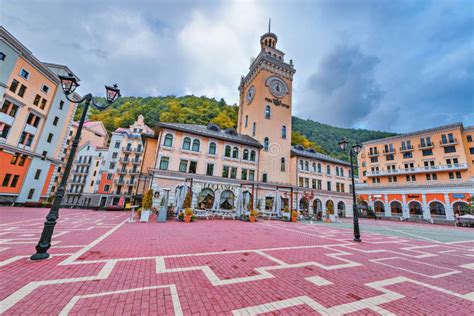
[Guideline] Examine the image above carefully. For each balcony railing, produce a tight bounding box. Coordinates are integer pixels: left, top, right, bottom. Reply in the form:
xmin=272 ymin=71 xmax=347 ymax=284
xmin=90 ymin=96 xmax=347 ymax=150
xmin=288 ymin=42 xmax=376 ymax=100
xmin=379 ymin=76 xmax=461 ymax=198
xmin=383 ymin=148 xmax=395 ymax=154
xmin=368 ymin=151 xmax=379 ymax=157
xmin=127 ymin=179 xmax=137 ymax=185
xmin=119 ymin=157 xmax=130 ymax=164
xmin=114 ymin=179 xmax=126 ymax=185
xmin=440 ymin=138 xmax=457 ymax=146
xmin=130 ymin=159 xmax=142 ymax=164
xmin=128 ymin=169 xmax=139 ymax=174
xmin=366 ymin=163 xmax=468 ymax=177
xmin=399 ymin=145 xmax=414 ymax=152
xmin=116 ymin=168 xmax=127 ymax=174
xmin=133 ymin=148 xmax=143 ymax=153
xmin=418 ymin=143 xmax=434 ymax=149
xmin=122 ymin=146 xmax=132 ymax=153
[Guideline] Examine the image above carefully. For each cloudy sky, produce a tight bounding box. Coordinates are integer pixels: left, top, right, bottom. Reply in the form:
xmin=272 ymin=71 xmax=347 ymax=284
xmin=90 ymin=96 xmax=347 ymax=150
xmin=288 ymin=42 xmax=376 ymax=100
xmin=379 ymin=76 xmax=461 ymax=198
xmin=2 ymin=0 xmax=473 ymax=132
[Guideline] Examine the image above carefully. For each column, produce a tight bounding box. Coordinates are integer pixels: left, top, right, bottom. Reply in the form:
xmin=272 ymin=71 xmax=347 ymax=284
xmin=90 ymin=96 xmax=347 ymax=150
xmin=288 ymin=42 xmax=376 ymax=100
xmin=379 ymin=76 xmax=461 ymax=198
xmin=444 ymin=193 xmax=454 ymax=220
xmin=402 ymin=194 xmax=409 ymax=219
xmin=384 ymin=194 xmax=391 ymax=217
xmin=422 ymin=194 xmax=431 ymax=220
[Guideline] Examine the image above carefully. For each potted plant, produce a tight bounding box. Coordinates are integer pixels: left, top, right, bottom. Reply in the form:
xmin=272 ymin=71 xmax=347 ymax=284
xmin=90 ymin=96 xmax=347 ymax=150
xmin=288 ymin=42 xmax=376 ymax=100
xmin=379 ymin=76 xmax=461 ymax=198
xmin=249 ymin=209 xmax=258 ymax=222
xmin=181 ymin=190 xmax=194 ymax=223
xmin=140 ymin=189 xmax=153 ymax=221
xmin=291 ymin=210 xmax=298 ymax=222
xmin=184 ymin=208 xmax=193 ymax=223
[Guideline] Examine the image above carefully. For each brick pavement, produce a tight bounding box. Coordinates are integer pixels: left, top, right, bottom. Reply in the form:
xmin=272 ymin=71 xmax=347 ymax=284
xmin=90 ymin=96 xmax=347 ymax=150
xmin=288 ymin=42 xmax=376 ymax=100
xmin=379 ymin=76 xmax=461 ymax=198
xmin=0 ymin=207 xmax=473 ymax=315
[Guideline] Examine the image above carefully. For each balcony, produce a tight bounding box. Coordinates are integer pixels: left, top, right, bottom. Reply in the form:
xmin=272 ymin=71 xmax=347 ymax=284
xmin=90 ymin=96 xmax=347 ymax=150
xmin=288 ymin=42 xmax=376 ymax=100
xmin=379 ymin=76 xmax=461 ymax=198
xmin=114 ymin=179 xmax=126 ymax=185
xmin=383 ymin=148 xmax=395 ymax=154
xmin=418 ymin=142 xmax=434 ymax=149
xmin=133 ymin=148 xmax=143 ymax=153
xmin=399 ymin=145 xmax=414 ymax=152
xmin=127 ymin=179 xmax=137 ymax=185
xmin=75 ymin=160 xmax=90 ymax=165
xmin=122 ymin=146 xmax=132 ymax=153
xmin=119 ymin=157 xmax=130 ymax=164
xmin=128 ymin=169 xmax=139 ymax=174
xmin=130 ymin=159 xmax=142 ymax=165
xmin=116 ymin=168 xmax=127 ymax=174
xmin=366 ymin=163 xmax=468 ymax=177
xmin=440 ymin=138 xmax=457 ymax=147
xmin=368 ymin=151 xmax=379 ymax=157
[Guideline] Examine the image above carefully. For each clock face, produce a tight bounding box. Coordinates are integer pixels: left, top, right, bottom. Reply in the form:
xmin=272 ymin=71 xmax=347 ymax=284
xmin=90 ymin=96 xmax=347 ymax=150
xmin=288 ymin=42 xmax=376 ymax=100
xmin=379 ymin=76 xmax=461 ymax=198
xmin=266 ymin=76 xmax=288 ymax=98
xmin=246 ymin=86 xmax=256 ymax=103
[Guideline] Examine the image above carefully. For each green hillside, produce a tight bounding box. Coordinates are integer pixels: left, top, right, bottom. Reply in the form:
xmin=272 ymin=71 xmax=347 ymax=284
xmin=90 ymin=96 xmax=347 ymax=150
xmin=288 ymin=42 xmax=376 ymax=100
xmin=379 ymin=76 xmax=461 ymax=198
xmin=76 ymin=95 xmax=395 ymax=161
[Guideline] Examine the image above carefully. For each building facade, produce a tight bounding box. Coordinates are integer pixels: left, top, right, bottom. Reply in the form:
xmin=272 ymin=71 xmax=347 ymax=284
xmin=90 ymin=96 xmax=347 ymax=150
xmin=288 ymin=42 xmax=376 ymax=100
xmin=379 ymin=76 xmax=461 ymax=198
xmin=140 ymin=30 xmax=353 ymax=216
xmin=0 ymin=27 xmax=78 ymax=204
xmin=357 ymin=123 xmax=474 ymax=222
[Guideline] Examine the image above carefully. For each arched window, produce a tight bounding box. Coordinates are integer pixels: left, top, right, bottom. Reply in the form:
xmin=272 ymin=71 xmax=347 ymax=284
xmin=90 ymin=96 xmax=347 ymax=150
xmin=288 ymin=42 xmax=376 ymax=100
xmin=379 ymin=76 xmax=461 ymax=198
xmin=390 ymin=201 xmax=402 ymax=214
xmin=182 ymin=137 xmax=191 ymax=150
xmin=326 ymin=165 xmax=331 ymax=174
xmin=250 ymin=150 xmax=256 ymax=161
xmin=304 ymin=161 xmax=309 ymax=171
xmin=208 ymin=142 xmax=216 ymax=155
xmin=224 ymin=145 xmax=231 ymax=157
xmin=163 ymin=133 xmax=173 ymax=147
xmin=312 ymin=162 xmax=316 ymax=172
xmin=281 ymin=157 xmax=285 ymax=172
xmin=281 ymin=125 xmax=287 ymax=139
xmin=265 ymin=105 xmax=271 ymax=119
xmin=243 ymin=149 xmax=249 ymax=160
xmin=317 ymin=163 xmax=321 ymax=173
xmin=336 ymin=166 xmax=339 ymax=176
xmin=192 ymin=139 xmax=200 ymax=152
xmin=232 ymin=147 xmax=239 ymax=159
xmin=429 ymin=201 xmax=446 ymax=216
xmin=252 ymin=122 xmax=256 ymax=136
xmin=245 ymin=115 xmax=248 ymax=128
xmin=263 ymin=137 xmax=269 ymax=151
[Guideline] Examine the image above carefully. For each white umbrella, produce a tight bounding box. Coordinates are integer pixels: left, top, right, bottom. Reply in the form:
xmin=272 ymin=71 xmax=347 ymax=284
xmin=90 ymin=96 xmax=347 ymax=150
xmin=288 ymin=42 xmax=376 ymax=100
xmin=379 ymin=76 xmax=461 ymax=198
xmin=272 ymin=191 xmax=282 ymax=217
xmin=212 ymin=190 xmax=221 ymax=210
xmin=243 ymin=191 xmax=251 ymax=212
xmin=235 ymin=189 xmax=244 ymax=217
xmin=174 ymin=186 xmax=182 ymax=210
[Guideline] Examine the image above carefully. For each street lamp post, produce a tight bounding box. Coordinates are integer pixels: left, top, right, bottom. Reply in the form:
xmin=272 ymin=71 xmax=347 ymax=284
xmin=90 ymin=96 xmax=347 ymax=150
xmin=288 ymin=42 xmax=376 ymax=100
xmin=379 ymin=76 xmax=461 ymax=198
xmin=338 ymin=138 xmax=363 ymax=242
xmin=31 ymin=74 xmax=121 ymax=261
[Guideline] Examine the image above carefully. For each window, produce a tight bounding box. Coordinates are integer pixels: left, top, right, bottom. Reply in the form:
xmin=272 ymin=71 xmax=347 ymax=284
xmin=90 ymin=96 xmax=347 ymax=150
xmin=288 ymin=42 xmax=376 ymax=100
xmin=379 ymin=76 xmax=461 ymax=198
xmin=241 ymin=168 xmax=248 ymax=180
xmin=262 ymin=173 xmax=268 ymax=182
xmin=9 ymin=79 xmax=19 ymax=93
xmin=163 ymin=133 xmax=173 ymax=147
xmin=53 ymin=116 xmax=59 ymax=126
xmin=10 ymin=154 xmax=19 ymax=165
xmin=114 ymin=141 xmax=120 ymax=148
xmin=179 ymin=160 xmax=188 ymax=172
xmin=370 ymin=157 xmax=378 ymax=163
xmin=59 ymin=100 xmax=64 ymax=110
xmin=467 ymin=135 xmax=472 ymax=142
xmin=10 ymin=175 xmax=19 ymax=188
xmin=326 ymin=165 xmax=331 ymax=175
xmin=281 ymin=125 xmax=287 ymax=139
xmin=243 ymin=149 xmax=249 ymax=160
xmin=327 ymin=181 xmax=332 ymax=191
xmin=27 ymin=188 xmax=35 ymax=199
xmin=232 ymin=147 xmax=239 ymax=159
xmin=222 ymin=165 xmax=229 ymax=177
xmin=206 ymin=163 xmax=214 ymax=176
xmin=265 ymin=105 xmax=271 ymax=119
xmin=209 ymin=142 xmax=216 ymax=155
xmin=19 ymin=155 xmax=26 ymax=166
xmin=189 ymin=161 xmax=197 ymax=173
xmin=42 ymin=85 xmax=50 ymax=93
xmin=230 ymin=167 xmax=237 ymax=179
xmin=106 ymin=173 xmax=113 ymax=180
xmin=47 ymin=133 xmax=53 ymax=143
xmin=34 ymin=169 xmax=41 ymax=180
xmin=159 ymin=157 xmax=169 ymax=170
xmin=312 ymin=179 xmax=316 ymax=189
xmin=0 ymin=52 xmax=5 ymax=61
xmin=305 ymin=161 xmax=309 ymax=171
xmin=263 ymin=137 xmax=269 ymax=151
xmin=19 ymin=68 xmax=30 ymax=79
xmin=39 ymin=99 xmax=46 ymax=109
xmin=1 ymin=124 xmax=11 ymax=138
xmin=192 ymin=139 xmax=200 ymax=152
xmin=18 ymin=84 xmax=27 ymax=97
xmin=252 ymin=122 xmax=256 ymax=136
xmin=403 ymin=152 xmax=413 ymax=159
xmin=422 ymin=149 xmax=433 ymax=156
xmin=112 ymin=152 xmax=118 ymax=159
xmin=33 ymin=94 xmax=41 ymax=106
xmin=299 ymin=177 xmax=304 ymax=187
xmin=280 ymin=157 xmax=285 ymax=172
xmin=2 ymin=174 xmax=12 ymax=186
xmin=386 ymin=154 xmax=394 ymax=161
xmin=250 ymin=150 xmax=256 ymax=161
xmin=109 ymin=162 xmax=115 ymax=169
xmin=317 ymin=163 xmax=321 ymax=173
xmin=470 ymin=147 xmax=474 ymax=155
xmin=182 ymin=137 xmax=191 ymax=150
xmin=27 ymin=113 xmax=40 ymax=127
xmin=249 ymin=170 xmax=255 ymax=181
xmin=444 ymin=146 xmax=456 ymax=154
xmin=245 ymin=115 xmax=248 ymax=128
xmin=225 ymin=145 xmax=231 ymax=157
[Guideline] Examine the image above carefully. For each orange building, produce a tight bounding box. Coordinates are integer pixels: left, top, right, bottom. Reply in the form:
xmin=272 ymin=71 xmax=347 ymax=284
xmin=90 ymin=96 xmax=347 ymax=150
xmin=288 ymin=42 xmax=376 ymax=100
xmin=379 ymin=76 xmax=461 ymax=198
xmin=357 ymin=123 xmax=474 ymax=222
xmin=0 ymin=27 xmax=78 ymax=204
xmin=139 ymin=29 xmax=353 ymax=218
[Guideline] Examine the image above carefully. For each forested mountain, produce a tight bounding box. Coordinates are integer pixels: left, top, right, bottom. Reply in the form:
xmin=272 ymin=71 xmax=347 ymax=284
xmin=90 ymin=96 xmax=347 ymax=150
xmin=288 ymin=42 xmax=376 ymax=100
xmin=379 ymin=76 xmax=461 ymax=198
xmin=76 ymin=95 xmax=396 ymax=161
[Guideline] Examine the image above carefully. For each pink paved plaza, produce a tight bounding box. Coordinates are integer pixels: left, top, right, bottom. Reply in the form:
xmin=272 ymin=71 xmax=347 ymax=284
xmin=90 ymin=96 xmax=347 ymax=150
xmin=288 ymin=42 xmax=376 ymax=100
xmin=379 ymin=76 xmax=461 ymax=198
xmin=1 ymin=207 xmax=473 ymax=315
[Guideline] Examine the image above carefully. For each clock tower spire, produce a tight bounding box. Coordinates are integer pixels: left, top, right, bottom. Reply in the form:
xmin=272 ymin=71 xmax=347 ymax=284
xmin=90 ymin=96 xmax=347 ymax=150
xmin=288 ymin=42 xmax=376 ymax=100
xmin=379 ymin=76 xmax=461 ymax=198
xmin=237 ymin=25 xmax=296 ymax=184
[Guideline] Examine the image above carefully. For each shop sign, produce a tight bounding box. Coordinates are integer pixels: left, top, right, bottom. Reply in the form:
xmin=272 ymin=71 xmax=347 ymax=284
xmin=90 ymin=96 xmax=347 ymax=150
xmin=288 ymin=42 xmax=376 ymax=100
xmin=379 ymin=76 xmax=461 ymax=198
xmin=452 ymin=194 xmax=465 ymax=199
xmin=407 ymin=194 xmax=420 ymax=199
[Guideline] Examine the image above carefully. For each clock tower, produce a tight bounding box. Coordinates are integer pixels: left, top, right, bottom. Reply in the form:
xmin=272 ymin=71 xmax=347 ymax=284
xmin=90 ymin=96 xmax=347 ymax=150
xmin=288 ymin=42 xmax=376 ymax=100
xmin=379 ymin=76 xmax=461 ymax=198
xmin=238 ymin=23 xmax=296 ymax=184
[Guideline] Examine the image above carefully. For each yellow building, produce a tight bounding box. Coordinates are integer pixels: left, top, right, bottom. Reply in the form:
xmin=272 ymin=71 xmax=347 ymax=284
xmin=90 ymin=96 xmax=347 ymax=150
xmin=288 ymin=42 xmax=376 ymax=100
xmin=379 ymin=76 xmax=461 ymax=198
xmin=357 ymin=122 xmax=474 ymax=222
xmin=140 ymin=29 xmax=353 ymax=218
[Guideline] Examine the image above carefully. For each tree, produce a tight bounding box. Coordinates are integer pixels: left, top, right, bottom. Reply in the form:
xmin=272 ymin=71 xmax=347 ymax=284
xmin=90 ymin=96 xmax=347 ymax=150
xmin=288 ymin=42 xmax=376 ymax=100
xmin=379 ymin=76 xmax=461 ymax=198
xmin=183 ymin=189 xmax=192 ymax=209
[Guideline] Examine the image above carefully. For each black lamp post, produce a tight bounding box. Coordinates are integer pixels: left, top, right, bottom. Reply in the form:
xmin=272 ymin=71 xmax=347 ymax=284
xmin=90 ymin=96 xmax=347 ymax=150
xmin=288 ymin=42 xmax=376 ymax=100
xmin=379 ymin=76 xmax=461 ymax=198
xmin=31 ymin=74 xmax=121 ymax=261
xmin=338 ymin=138 xmax=363 ymax=242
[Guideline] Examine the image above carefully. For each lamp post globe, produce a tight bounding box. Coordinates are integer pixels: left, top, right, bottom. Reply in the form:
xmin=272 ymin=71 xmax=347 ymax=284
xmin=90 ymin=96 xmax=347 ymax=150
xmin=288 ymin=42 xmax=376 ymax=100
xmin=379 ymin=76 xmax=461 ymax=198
xmin=338 ymin=138 xmax=349 ymax=151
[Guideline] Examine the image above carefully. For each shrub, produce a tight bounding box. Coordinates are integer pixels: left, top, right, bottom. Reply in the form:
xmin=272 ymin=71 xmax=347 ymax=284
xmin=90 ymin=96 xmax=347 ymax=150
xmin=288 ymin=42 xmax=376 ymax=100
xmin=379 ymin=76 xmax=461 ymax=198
xmin=184 ymin=208 xmax=193 ymax=216
xmin=142 ymin=189 xmax=153 ymax=210
xmin=183 ymin=189 xmax=192 ymax=209
xmin=291 ymin=210 xmax=298 ymax=217
xmin=250 ymin=209 xmax=258 ymax=217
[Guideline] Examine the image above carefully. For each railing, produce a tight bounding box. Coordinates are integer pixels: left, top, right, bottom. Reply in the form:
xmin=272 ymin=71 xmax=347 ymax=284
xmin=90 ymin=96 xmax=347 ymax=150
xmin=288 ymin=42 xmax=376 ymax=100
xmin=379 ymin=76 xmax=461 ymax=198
xmin=116 ymin=168 xmax=127 ymax=174
xmin=119 ymin=157 xmax=130 ymax=163
xmin=130 ymin=159 xmax=142 ymax=164
xmin=114 ymin=179 xmax=125 ymax=185
xmin=366 ymin=163 xmax=468 ymax=176
xmin=133 ymin=148 xmax=143 ymax=153
xmin=368 ymin=151 xmax=379 ymax=157
xmin=127 ymin=179 xmax=137 ymax=185
xmin=418 ymin=143 xmax=434 ymax=149
xmin=383 ymin=148 xmax=395 ymax=154
xmin=128 ymin=169 xmax=139 ymax=174
xmin=440 ymin=138 xmax=457 ymax=146
xmin=122 ymin=147 xmax=132 ymax=153
xmin=399 ymin=145 xmax=414 ymax=152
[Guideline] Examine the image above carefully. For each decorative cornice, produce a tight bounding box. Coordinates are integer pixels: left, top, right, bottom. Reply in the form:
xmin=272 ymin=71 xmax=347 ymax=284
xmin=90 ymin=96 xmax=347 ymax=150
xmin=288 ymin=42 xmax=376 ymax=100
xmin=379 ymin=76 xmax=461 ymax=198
xmin=356 ymin=181 xmax=474 ymax=193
